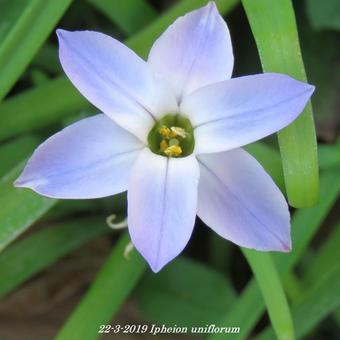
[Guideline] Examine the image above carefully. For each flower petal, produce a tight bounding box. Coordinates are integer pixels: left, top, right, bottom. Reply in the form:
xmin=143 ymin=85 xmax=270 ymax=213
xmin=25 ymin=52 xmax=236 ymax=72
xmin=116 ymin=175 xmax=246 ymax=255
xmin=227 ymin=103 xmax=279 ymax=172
xmin=197 ymin=149 xmax=291 ymax=252
xmin=148 ymin=2 xmax=233 ymax=100
xmin=181 ymin=73 xmax=315 ymax=154
xmin=128 ymin=149 xmax=199 ymax=272
xmin=57 ymin=29 xmax=178 ymax=142
xmin=15 ymin=114 xmax=143 ymax=199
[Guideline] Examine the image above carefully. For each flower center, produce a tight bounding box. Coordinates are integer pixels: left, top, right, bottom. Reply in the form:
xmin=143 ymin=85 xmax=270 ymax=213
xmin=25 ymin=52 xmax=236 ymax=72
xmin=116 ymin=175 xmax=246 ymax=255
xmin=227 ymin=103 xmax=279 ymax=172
xmin=147 ymin=114 xmax=195 ymax=157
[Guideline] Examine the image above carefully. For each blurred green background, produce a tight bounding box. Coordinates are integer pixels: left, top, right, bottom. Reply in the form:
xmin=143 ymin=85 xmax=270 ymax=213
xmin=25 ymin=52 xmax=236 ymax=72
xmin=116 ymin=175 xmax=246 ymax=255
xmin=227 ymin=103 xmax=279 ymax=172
xmin=0 ymin=0 xmax=339 ymax=339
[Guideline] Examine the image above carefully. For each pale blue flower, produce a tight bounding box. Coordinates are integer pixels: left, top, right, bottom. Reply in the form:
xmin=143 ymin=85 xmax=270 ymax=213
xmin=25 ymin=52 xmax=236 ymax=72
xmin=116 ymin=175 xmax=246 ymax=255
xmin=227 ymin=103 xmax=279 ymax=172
xmin=15 ymin=2 xmax=314 ymax=272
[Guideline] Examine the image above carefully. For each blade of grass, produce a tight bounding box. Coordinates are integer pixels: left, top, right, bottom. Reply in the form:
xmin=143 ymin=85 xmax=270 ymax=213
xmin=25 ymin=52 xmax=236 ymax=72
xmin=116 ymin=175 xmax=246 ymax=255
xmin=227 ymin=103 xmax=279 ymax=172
xmin=294 ymin=264 xmax=340 ymax=339
xmin=242 ymin=0 xmax=319 ymax=208
xmin=302 ymin=222 xmax=340 ymax=286
xmin=208 ymin=168 xmax=340 ymax=340
xmin=0 ymin=135 xmax=40 ymax=177
xmin=242 ymin=250 xmax=294 ymax=340
xmin=0 ymin=216 xmax=111 ymax=297
xmin=57 ymin=232 xmax=146 ymax=340
xmin=0 ymin=77 xmax=89 ymax=141
xmin=0 ymin=0 xmax=73 ymax=101
xmin=257 ymin=263 xmax=340 ymax=340
xmin=0 ymin=163 xmax=56 ymax=252
xmin=272 ymin=167 xmax=340 ymax=272
xmin=0 ymin=0 xmax=239 ymax=141
xmin=87 ymin=0 xmax=157 ymax=36
xmin=283 ymin=271 xmax=304 ymax=304
xmin=318 ymin=142 xmax=340 ymax=170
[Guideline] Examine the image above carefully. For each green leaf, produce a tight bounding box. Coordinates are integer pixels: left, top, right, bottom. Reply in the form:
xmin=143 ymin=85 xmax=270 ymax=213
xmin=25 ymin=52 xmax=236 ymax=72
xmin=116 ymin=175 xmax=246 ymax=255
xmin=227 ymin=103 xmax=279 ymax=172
xmin=0 ymin=135 xmax=39 ymax=178
xmin=0 ymin=0 xmax=239 ymax=142
xmin=0 ymin=164 xmax=56 ymax=252
xmin=136 ymin=258 xmax=236 ymax=328
xmin=87 ymin=0 xmax=157 ymax=35
xmin=0 ymin=216 xmax=111 ymax=297
xmin=318 ymin=142 xmax=340 ymax=170
xmin=0 ymin=132 xmax=52 ymax=255
xmin=0 ymin=77 xmax=89 ymax=141
xmin=57 ymin=232 xmax=146 ymax=340
xmin=282 ymin=271 xmax=304 ymax=304
xmin=0 ymin=0 xmax=73 ymax=101
xmin=295 ymin=265 xmax=340 ymax=338
xmin=306 ymin=0 xmax=340 ymax=31
xmin=302 ymin=222 xmax=340 ymax=286
xmin=242 ymin=0 xmax=319 ymax=208
xmin=272 ymin=167 xmax=340 ymax=272
xmin=242 ymin=250 xmax=294 ymax=340
xmin=258 ymin=264 xmax=340 ymax=339
xmin=208 ymin=168 xmax=340 ymax=340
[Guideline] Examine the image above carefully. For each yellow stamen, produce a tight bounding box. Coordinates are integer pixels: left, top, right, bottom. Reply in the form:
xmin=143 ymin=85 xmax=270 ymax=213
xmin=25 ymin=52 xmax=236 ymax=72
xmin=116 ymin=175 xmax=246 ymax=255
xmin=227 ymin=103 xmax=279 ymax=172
xmin=170 ymin=126 xmax=188 ymax=138
xmin=158 ymin=126 xmax=171 ymax=138
xmin=160 ymin=139 xmax=168 ymax=151
xmin=163 ymin=145 xmax=182 ymax=157
xmin=158 ymin=125 xmax=187 ymax=157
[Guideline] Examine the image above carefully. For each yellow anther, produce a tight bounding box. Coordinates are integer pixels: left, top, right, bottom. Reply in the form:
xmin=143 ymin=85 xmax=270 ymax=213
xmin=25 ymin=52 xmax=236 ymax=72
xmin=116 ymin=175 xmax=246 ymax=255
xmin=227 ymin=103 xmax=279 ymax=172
xmin=158 ymin=125 xmax=187 ymax=157
xmin=163 ymin=145 xmax=182 ymax=157
xmin=158 ymin=126 xmax=171 ymax=138
xmin=160 ymin=139 xmax=168 ymax=151
xmin=170 ymin=126 xmax=188 ymax=138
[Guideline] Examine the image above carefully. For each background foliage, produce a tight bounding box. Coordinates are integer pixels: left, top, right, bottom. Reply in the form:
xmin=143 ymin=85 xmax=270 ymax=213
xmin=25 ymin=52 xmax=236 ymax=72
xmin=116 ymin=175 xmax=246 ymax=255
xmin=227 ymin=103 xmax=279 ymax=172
xmin=0 ymin=0 xmax=339 ymax=339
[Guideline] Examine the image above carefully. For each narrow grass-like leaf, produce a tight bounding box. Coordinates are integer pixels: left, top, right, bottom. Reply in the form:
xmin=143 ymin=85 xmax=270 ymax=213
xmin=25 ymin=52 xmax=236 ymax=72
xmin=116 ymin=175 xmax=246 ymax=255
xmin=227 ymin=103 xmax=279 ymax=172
xmin=87 ymin=0 xmax=157 ymax=35
xmin=242 ymin=0 xmax=319 ymax=208
xmin=283 ymin=271 xmax=304 ymax=304
xmin=0 ymin=0 xmax=239 ymax=141
xmin=136 ymin=258 xmax=236 ymax=327
xmin=0 ymin=164 xmax=56 ymax=252
xmin=0 ymin=216 xmax=111 ymax=297
xmin=258 ymin=264 xmax=340 ymax=340
xmin=318 ymin=142 xmax=340 ymax=170
xmin=0 ymin=135 xmax=39 ymax=178
xmin=0 ymin=0 xmax=73 ymax=101
xmin=0 ymin=77 xmax=89 ymax=141
xmin=242 ymin=250 xmax=294 ymax=340
xmin=57 ymin=232 xmax=146 ymax=340
xmin=302 ymin=223 xmax=340 ymax=286
xmin=208 ymin=168 xmax=340 ymax=340
xmin=272 ymin=167 xmax=340 ymax=272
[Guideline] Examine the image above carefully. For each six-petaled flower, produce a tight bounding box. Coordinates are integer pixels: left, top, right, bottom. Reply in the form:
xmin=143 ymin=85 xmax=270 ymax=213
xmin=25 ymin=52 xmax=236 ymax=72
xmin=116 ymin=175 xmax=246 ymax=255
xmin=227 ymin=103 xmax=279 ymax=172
xmin=15 ymin=2 xmax=314 ymax=272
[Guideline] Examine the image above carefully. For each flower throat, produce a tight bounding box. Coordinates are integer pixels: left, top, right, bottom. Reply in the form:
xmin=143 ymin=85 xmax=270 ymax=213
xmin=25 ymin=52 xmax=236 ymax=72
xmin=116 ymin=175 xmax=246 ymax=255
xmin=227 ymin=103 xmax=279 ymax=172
xmin=147 ymin=114 xmax=195 ymax=157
